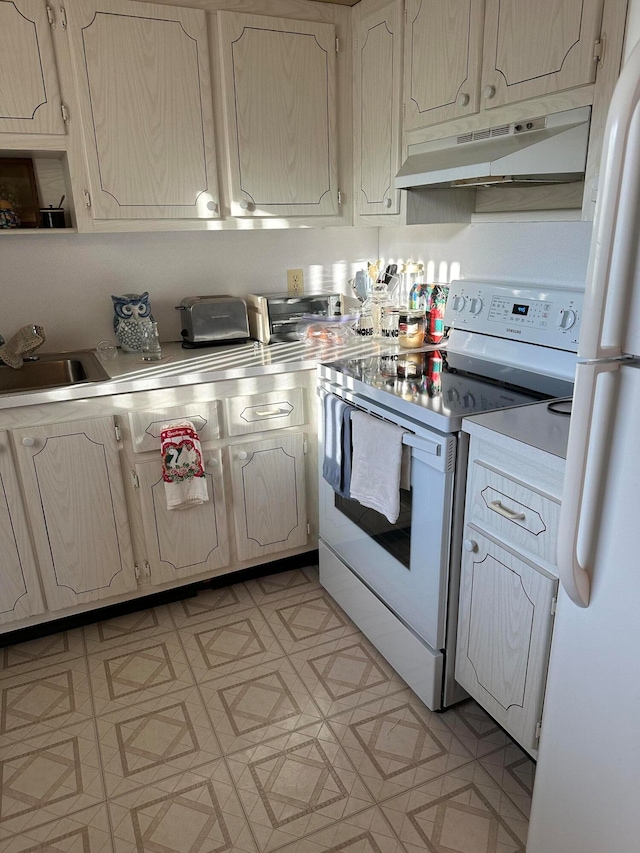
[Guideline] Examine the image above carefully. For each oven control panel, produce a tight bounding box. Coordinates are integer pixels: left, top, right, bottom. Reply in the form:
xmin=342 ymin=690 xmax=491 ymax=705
xmin=444 ymin=281 xmax=583 ymax=351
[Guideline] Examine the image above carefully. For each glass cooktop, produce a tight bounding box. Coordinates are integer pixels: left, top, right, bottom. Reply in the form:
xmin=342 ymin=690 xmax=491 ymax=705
xmin=319 ymin=348 xmax=574 ymax=433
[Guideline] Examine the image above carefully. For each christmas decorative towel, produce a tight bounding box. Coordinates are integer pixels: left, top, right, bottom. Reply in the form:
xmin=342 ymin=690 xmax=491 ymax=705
xmin=160 ymin=421 xmax=209 ymax=510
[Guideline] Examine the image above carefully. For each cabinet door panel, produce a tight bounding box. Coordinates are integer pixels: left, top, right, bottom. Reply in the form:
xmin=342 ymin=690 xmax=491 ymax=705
xmin=404 ymin=0 xmax=484 ymax=131
xmin=14 ymin=417 xmax=136 ymax=611
xmin=456 ymin=528 xmax=557 ymax=753
xmin=136 ymin=452 xmax=230 ymax=585
xmin=0 ymin=433 xmax=44 ymax=624
xmin=218 ymin=12 xmax=338 ymax=218
xmin=0 ymin=0 xmax=64 ymax=135
xmin=482 ymin=0 xmax=603 ymax=108
xmin=66 ymin=0 xmax=219 ymax=220
xmin=356 ymin=0 xmax=402 ymax=215
xmin=229 ymin=434 xmax=307 ymax=562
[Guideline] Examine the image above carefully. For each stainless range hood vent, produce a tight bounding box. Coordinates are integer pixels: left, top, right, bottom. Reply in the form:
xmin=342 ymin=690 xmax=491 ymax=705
xmin=395 ymin=107 xmax=591 ymax=190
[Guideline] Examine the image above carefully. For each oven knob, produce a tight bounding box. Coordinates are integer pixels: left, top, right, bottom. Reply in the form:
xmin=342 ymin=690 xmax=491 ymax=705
xmin=557 ymin=308 xmax=577 ymax=330
xmin=464 ymin=539 xmax=478 ymax=552
xmin=468 ymin=297 xmax=483 ymax=316
xmin=462 ymin=392 xmax=475 ymax=408
xmin=451 ymin=294 xmax=466 ymax=313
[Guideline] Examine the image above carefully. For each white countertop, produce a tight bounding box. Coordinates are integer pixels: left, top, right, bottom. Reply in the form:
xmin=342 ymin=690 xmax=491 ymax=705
xmin=0 ymin=339 xmax=385 ymax=411
xmin=462 ymin=398 xmax=572 ymax=459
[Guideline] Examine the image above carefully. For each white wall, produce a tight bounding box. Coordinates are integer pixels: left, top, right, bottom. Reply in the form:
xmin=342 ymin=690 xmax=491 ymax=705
xmin=378 ymin=222 xmax=593 ymax=289
xmin=1 ymin=227 xmax=377 ymax=351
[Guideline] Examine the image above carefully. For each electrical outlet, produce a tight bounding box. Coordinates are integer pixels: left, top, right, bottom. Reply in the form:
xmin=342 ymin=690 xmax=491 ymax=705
xmin=287 ymin=269 xmax=304 ymax=296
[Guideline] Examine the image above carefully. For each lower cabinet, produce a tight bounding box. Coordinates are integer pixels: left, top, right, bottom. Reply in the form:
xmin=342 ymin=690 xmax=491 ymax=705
xmin=13 ymin=417 xmax=137 ymax=612
xmin=0 ymin=432 xmax=45 ymax=624
xmin=228 ymin=433 xmax=308 ymax=562
xmin=455 ymin=527 xmax=557 ymax=754
xmin=135 ymin=450 xmax=230 ymax=584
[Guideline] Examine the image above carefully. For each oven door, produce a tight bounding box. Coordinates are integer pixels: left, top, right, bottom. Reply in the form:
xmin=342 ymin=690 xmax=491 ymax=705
xmin=318 ymin=393 xmax=456 ymax=651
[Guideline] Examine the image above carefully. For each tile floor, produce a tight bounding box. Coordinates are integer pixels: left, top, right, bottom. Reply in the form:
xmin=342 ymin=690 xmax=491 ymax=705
xmin=0 ymin=565 xmax=536 ymax=853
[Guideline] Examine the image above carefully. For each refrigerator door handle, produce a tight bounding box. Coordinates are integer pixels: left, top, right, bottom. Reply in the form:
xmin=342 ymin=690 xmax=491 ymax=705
xmin=558 ymin=360 xmax=620 ymax=607
xmin=580 ymin=41 xmax=640 ymax=360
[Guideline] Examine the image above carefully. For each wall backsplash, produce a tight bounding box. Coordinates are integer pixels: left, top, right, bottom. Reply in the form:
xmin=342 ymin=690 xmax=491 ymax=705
xmin=1 ymin=227 xmax=378 ymax=351
xmin=1 ymin=220 xmax=592 ymax=353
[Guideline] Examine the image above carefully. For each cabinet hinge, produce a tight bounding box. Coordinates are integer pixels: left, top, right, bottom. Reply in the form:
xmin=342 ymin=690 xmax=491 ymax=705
xmin=130 ymin=470 xmax=139 ymax=490
xmin=403 ymin=102 xmax=406 ymax=119
xmin=303 ymin=437 xmax=308 ymax=454
xmin=143 ymin=560 xmax=151 ymax=577
xmin=535 ymin=720 xmax=542 ymax=740
xmin=46 ymin=5 xmax=56 ymax=27
xmin=307 ymin=521 xmax=311 ymax=535
xmin=134 ymin=563 xmax=141 ymax=580
xmin=84 ymin=189 xmax=92 ymax=208
xmin=60 ymin=103 xmax=70 ymax=124
xmin=114 ymin=422 xmax=122 ymax=442
xmin=594 ymin=35 xmax=605 ymax=65
xmin=335 ymin=36 xmax=339 ymax=54
xmin=59 ymin=5 xmax=67 ymax=29
xmin=337 ymin=189 xmax=342 ymax=206
xmin=551 ymin=595 xmax=557 ymax=616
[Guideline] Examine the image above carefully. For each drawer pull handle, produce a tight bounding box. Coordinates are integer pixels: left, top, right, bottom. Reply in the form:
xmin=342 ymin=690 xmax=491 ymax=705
xmin=206 ymin=457 xmax=219 ymax=467
xmin=489 ymin=499 xmax=525 ymax=521
xmin=254 ymin=408 xmax=284 ymax=417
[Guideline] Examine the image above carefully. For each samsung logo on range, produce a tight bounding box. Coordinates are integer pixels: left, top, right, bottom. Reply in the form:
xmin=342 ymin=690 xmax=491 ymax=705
xmin=506 ymin=328 xmax=523 ymax=335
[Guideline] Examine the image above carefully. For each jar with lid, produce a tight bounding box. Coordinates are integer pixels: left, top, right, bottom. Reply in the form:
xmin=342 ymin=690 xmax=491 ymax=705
xmin=398 ymin=310 xmax=426 ymax=348
xmin=362 ymin=282 xmax=395 ymax=338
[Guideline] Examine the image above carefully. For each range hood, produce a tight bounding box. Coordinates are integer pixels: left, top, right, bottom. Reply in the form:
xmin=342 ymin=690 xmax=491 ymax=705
xmin=395 ymin=107 xmax=591 ymax=190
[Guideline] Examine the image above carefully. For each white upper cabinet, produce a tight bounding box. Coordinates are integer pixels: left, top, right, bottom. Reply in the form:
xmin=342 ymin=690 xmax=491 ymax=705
xmin=217 ymin=11 xmax=339 ymax=218
xmin=481 ymin=0 xmax=604 ymax=109
xmin=0 ymin=0 xmax=65 ymax=135
xmin=404 ymin=0 xmax=485 ymax=132
xmin=65 ymin=0 xmax=220 ymax=221
xmin=355 ymin=0 xmax=403 ymax=215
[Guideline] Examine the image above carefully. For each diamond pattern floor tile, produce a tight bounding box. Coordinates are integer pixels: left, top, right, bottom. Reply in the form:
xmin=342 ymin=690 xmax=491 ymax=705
xmin=0 ymin=803 xmax=114 ymax=853
xmin=381 ymin=762 xmax=529 ymax=853
xmin=0 ymin=567 xmax=534 ymax=853
xmin=108 ymin=761 xmax=257 ymax=853
xmin=327 ymin=689 xmax=474 ymax=802
xmin=83 ymin=606 xmax=178 ymax=653
xmin=0 ymin=658 xmax=93 ymax=739
xmin=288 ymin=634 xmax=408 ymax=717
xmin=86 ymin=634 xmax=195 ymax=715
xmin=197 ymin=657 xmax=324 ymax=756
xmin=0 ymin=719 xmax=104 ymax=839
xmin=226 ymin=722 xmax=374 ymax=852
xmin=96 ymin=685 xmax=222 ymax=798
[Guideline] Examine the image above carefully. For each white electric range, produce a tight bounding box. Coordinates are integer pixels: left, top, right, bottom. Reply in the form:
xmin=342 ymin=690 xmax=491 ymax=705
xmin=317 ymin=280 xmax=581 ymax=710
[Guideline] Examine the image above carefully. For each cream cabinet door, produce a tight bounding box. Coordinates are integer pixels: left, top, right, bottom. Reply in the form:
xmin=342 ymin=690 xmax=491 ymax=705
xmin=13 ymin=417 xmax=136 ymax=612
xmin=0 ymin=432 xmax=44 ymax=624
xmin=456 ymin=527 xmax=557 ymax=754
xmin=136 ymin=451 xmax=230 ymax=585
xmin=217 ymin=12 xmax=338 ymax=218
xmin=481 ymin=0 xmax=604 ymax=109
xmin=355 ymin=0 xmax=403 ymax=215
xmin=228 ymin=434 xmax=307 ymax=562
xmin=0 ymin=0 xmax=65 ymax=135
xmin=65 ymin=0 xmax=220 ymax=221
xmin=404 ymin=0 xmax=484 ymax=132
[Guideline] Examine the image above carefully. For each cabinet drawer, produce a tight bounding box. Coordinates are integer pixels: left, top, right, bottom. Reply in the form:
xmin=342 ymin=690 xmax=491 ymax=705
xmin=224 ymin=388 xmax=305 ymax=436
xmin=128 ymin=403 xmax=220 ymax=453
xmin=467 ymin=460 xmax=560 ymax=565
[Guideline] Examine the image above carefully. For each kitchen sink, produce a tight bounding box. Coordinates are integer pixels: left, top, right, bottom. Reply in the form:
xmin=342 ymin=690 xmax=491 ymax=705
xmin=0 ymin=351 xmax=110 ymax=394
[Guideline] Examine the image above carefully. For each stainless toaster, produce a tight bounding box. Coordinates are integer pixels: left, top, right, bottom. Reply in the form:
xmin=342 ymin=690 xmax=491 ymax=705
xmin=246 ymin=292 xmax=341 ymax=344
xmin=176 ymin=296 xmax=250 ymax=347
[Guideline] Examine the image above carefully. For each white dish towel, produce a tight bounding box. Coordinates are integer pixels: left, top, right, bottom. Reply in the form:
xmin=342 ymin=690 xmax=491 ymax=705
xmin=160 ymin=421 xmax=209 ymax=510
xmin=349 ymin=410 xmax=407 ymax=523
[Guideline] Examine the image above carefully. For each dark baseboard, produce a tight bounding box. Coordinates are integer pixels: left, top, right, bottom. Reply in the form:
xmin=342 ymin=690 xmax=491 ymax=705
xmin=0 ymin=550 xmax=319 ymax=649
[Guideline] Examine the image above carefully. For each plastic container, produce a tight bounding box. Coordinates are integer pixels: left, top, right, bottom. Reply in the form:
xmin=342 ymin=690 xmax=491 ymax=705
xmin=296 ymin=315 xmax=356 ymax=346
xmin=398 ymin=310 xmax=426 ymax=348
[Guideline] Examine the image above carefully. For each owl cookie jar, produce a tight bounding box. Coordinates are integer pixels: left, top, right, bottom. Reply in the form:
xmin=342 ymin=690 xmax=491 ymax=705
xmin=112 ymin=292 xmax=154 ymax=352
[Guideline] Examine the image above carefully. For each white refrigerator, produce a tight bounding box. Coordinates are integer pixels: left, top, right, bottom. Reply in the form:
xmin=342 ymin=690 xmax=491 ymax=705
xmin=527 ymin=40 xmax=640 ymax=853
